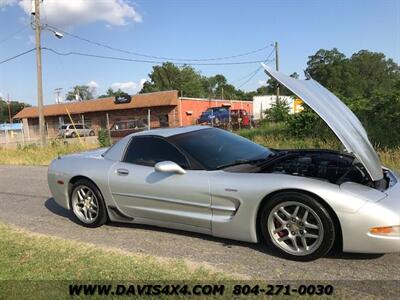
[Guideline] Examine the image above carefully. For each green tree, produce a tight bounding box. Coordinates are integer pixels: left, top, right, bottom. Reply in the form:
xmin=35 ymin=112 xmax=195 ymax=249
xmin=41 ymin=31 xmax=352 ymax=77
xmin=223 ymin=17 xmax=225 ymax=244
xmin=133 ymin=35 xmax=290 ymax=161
xmin=99 ymin=88 xmax=129 ymax=98
xmin=288 ymin=48 xmax=400 ymax=147
xmin=140 ymin=62 xmax=187 ymax=94
xmin=140 ymin=62 xmax=250 ymax=99
xmin=305 ymin=48 xmax=400 ymax=98
xmin=66 ymin=85 xmax=94 ymax=101
xmin=0 ymin=98 xmax=30 ymax=123
xmin=349 ymin=50 xmax=400 ymax=97
xmin=265 ymin=98 xmax=290 ymax=122
xmin=345 ymin=81 xmax=400 ymax=147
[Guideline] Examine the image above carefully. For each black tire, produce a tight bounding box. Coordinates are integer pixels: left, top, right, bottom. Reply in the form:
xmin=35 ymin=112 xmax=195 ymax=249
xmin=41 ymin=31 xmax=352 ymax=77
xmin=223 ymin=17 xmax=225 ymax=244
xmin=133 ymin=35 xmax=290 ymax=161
xmin=70 ymin=179 xmax=107 ymax=228
xmin=260 ymin=192 xmax=335 ymax=261
xmin=89 ymin=130 xmax=95 ymax=136
xmin=71 ymin=131 xmax=77 ymax=138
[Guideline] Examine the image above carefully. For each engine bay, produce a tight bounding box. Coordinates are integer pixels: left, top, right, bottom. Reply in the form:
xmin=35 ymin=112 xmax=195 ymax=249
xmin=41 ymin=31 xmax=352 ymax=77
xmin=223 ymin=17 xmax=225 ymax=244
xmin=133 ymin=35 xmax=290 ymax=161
xmin=259 ymin=150 xmax=375 ymax=186
xmin=225 ymin=149 xmax=390 ymax=189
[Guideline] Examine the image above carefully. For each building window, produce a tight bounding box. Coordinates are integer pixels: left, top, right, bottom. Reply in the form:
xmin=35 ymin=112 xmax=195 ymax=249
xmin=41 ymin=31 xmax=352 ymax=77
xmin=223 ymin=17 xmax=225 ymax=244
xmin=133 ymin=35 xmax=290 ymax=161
xmin=159 ymin=114 xmax=169 ymax=127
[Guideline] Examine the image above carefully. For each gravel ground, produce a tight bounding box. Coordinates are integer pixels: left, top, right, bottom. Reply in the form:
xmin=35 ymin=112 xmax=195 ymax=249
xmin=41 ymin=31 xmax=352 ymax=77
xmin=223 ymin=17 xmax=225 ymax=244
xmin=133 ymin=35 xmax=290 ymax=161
xmin=0 ymin=165 xmax=399 ymax=285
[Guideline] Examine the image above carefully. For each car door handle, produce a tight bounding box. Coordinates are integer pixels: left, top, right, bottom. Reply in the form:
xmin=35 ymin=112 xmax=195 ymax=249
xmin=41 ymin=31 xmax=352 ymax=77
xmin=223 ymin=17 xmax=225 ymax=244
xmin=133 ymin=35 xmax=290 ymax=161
xmin=116 ymin=168 xmax=129 ymax=175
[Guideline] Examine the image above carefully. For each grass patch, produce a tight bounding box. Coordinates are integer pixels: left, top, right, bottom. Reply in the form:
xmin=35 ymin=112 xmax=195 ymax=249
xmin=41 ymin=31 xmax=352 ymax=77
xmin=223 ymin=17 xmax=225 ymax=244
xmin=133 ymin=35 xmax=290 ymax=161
xmin=0 ymin=223 xmax=231 ymax=299
xmin=0 ymin=139 xmax=99 ymax=166
xmin=0 ymin=223 xmax=228 ymax=281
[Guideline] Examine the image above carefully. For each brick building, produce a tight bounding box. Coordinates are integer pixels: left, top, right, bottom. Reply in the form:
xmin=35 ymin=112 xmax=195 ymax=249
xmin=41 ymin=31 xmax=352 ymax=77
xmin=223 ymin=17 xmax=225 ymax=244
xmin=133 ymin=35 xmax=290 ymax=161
xmin=14 ymin=90 xmax=253 ymax=139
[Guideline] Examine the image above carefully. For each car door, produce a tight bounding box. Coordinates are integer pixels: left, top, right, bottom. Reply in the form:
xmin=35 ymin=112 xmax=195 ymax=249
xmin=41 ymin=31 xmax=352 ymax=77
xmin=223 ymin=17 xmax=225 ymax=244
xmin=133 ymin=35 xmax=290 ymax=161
xmin=108 ymin=136 xmax=212 ymax=229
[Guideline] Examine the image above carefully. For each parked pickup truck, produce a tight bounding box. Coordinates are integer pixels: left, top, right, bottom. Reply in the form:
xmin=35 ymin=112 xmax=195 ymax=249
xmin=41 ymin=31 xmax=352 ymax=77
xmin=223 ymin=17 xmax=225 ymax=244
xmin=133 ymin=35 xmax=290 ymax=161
xmin=197 ymin=107 xmax=230 ymax=125
xmin=230 ymin=109 xmax=252 ymax=128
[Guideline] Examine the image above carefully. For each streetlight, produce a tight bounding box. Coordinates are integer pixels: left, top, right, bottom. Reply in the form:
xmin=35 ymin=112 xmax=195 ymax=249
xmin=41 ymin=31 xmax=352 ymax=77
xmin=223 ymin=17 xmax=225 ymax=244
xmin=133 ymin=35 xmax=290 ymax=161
xmin=44 ymin=26 xmax=64 ymax=39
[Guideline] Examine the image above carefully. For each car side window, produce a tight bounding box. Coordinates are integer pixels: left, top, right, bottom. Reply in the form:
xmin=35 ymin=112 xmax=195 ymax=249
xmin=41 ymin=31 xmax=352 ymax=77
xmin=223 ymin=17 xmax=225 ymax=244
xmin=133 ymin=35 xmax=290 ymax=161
xmin=75 ymin=125 xmax=83 ymax=129
xmin=124 ymin=137 xmax=190 ymax=168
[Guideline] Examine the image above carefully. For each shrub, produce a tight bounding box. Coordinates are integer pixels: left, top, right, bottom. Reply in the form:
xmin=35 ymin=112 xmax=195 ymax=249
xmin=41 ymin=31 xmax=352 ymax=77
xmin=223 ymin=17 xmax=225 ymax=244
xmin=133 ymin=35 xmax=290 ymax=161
xmin=97 ymin=128 xmax=111 ymax=147
xmin=264 ymin=99 xmax=290 ymax=122
xmin=285 ymin=105 xmax=335 ymax=140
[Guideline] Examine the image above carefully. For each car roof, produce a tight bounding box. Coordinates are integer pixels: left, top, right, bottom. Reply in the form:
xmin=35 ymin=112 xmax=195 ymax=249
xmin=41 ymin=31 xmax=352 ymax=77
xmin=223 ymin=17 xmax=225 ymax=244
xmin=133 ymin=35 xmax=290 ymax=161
xmin=130 ymin=125 xmax=210 ymax=138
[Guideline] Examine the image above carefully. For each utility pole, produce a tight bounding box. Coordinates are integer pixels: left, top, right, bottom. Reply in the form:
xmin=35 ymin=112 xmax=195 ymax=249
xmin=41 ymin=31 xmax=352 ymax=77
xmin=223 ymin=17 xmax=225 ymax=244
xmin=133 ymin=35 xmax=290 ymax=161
xmin=275 ymin=42 xmax=280 ymax=103
xmin=7 ymin=93 xmax=12 ymax=124
xmin=34 ymin=0 xmax=46 ymax=146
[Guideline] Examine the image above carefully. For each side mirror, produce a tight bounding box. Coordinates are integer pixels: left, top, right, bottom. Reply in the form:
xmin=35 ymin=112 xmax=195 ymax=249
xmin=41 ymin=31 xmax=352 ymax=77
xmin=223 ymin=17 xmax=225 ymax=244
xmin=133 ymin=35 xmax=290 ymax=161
xmin=154 ymin=161 xmax=186 ymax=175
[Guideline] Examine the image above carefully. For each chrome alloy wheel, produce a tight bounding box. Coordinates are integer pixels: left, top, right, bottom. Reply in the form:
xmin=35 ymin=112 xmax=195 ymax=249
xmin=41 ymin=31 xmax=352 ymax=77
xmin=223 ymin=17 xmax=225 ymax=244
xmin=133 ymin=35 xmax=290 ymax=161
xmin=267 ymin=201 xmax=324 ymax=256
xmin=71 ymin=185 xmax=99 ymax=224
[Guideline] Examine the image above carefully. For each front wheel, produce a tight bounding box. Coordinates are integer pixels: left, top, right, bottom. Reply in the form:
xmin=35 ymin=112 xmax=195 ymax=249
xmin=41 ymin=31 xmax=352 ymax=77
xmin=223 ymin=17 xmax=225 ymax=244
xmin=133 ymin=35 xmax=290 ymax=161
xmin=260 ymin=192 xmax=335 ymax=261
xmin=70 ymin=179 xmax=107 ymax=227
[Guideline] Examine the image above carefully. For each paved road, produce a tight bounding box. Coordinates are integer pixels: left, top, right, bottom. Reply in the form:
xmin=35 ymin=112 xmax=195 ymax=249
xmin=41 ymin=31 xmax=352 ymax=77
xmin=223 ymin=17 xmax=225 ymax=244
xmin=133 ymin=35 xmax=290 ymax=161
xmin=0 ymin=165 xmax=399 ymax=281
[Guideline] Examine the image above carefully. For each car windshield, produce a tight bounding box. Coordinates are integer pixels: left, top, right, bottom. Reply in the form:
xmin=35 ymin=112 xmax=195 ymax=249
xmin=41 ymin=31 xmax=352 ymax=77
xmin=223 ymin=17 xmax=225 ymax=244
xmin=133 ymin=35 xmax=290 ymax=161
xmin=60 ymin=125 xmax=68 ymax=129
xmin=170 ymin=128 xmax=273 ymax=170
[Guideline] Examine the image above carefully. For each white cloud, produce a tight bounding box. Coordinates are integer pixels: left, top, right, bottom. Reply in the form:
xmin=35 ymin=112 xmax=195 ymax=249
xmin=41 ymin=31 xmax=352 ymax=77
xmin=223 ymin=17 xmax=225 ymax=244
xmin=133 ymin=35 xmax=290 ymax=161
xmin=17 ymin=0 xmax=142 ymax=27
xmin=258 ymin=80 xmax=267 ymax=86
xmin=27 ymin=34 xmax=35 ymax=45
xmin=87 ymin=80 xmax=99 ymax=95
xmin=0 ymin=0 xmax=16 ymax=7
xmin=111 ymin=79 xmax=146 ymax=94
xmin=87 ymin=80 xmax=99 ymax=89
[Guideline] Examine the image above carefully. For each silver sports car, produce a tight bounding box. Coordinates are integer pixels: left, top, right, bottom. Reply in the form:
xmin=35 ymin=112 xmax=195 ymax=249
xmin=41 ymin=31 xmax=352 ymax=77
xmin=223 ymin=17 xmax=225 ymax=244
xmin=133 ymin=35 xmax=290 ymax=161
xmin=48 ymin=65 xmax=400 ymax=260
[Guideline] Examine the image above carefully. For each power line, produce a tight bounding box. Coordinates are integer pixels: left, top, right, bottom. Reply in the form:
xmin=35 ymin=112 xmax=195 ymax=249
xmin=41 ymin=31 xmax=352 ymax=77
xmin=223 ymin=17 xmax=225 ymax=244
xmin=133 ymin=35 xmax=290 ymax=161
xmin=0 ymin=23 xmax=30 ymax=46
xmin=42 ymin=47 xmax=273 ymax=66
xmin=46 ymin=24 xmax=273 ymax=62
xmin=0 ymin=48 xmax=36 ymax=65
xmin=236 ymin=66 xmax=263 ymax=89
xmin=231 ymin=47 xmax=275 ymax=84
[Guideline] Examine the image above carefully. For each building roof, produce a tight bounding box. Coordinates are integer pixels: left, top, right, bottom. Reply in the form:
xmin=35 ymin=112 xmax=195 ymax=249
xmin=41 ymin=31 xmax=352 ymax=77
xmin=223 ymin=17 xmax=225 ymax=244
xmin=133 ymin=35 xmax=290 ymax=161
xmin=14 ymin=90 xmax=179 ymax=119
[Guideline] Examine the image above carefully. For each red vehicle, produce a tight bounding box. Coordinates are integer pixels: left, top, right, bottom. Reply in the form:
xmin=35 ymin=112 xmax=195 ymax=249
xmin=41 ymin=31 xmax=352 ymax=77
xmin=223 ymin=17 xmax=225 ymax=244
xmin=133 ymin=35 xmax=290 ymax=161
xmin=230 ymin=109 xmax=251 ymax=128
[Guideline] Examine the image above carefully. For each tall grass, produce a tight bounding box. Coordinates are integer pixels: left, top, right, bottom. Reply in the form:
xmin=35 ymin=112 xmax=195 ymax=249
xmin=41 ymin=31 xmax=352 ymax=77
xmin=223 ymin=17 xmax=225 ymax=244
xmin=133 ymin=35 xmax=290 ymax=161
xmin=0 ymin=140 xmax=99 ymax=166
xmin=238 ymin=123 xmax=400 ymax=172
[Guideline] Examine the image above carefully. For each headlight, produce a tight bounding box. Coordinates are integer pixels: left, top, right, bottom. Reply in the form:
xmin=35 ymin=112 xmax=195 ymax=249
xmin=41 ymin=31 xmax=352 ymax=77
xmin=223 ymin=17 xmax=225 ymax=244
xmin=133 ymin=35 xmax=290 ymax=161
xmin=369 ymin=225 xmax=400 ymax=236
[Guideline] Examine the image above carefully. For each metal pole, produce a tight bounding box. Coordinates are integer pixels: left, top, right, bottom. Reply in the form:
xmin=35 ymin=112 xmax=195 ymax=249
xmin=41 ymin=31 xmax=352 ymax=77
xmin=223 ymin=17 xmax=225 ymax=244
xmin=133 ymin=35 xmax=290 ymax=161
xmin=21 ymin=120 xmax=25 ymax=145
xmin=5 ymin=128 xmax=8 ymax=149
xmin=7 ymin=93 xmax=12 ymax=124
xmin=34 ymin=0 xmax=46 ymax=146
xmin=106 ymin=113 xmax=111 ymax=141
xmin=147 ymin=109 xmax=151 ymax=130
xmin=275 ymin=42 xmax=280 ymax=104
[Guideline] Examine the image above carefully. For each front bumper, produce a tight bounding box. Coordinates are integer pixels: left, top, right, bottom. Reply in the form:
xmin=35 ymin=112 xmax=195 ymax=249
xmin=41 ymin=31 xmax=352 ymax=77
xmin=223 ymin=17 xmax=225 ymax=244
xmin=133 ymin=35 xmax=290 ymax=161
xmin=340 ymin=171 xmax=400 ymax=253
xmin=48 ymin=161 xmax=70 ymax=210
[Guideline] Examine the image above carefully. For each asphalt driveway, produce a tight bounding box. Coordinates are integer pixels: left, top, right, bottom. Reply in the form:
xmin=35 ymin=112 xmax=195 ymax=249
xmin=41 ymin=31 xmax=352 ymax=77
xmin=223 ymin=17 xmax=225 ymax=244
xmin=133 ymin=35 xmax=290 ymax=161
xmin=0 ymin=165 xmax=399 ymax=282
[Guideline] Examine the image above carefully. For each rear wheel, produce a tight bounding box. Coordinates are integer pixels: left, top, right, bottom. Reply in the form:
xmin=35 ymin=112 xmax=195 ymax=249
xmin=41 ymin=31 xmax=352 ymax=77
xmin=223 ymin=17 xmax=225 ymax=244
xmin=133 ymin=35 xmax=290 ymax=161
xmin=260 ymin=192 xmax=335 ymax=261
xmin=89 ymin=130 xmax=95 ymax=136
xmin=70 ymin=179 xmax=107 ymax=227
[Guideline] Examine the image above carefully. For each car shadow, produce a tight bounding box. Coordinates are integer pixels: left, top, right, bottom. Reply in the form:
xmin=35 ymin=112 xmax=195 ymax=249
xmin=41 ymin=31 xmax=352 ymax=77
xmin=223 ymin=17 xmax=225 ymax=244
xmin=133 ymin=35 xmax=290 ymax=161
xmin=45 ymin=197 xmax=77 ymax=223
xmin=44 ymin=197 xmax=384 ymax=261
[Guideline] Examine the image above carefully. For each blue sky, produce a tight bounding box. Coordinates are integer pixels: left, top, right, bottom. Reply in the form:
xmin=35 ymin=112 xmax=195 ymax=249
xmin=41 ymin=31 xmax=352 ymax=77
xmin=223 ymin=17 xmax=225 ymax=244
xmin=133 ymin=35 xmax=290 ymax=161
xmin=0 ymin=0 xmax=399 ymax=105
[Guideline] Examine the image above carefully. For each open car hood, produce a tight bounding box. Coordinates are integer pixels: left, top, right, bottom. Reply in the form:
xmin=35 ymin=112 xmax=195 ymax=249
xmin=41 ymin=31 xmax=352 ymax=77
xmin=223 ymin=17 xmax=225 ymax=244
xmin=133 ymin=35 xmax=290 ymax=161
xmin=261 ymin=63 xmax=383 ymax=182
